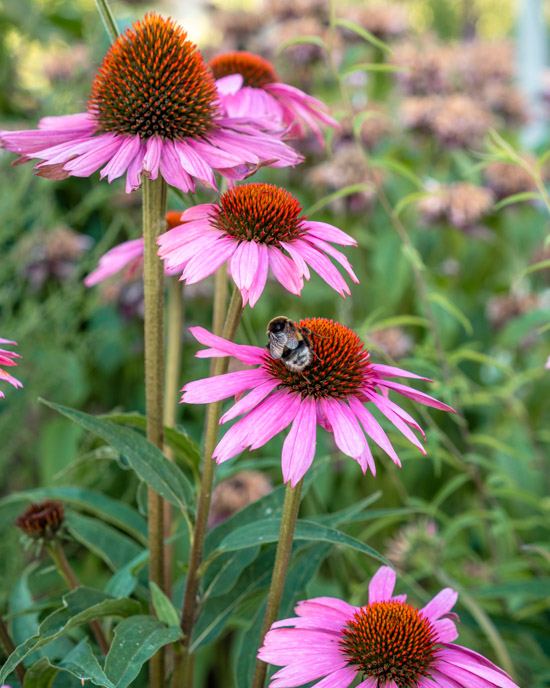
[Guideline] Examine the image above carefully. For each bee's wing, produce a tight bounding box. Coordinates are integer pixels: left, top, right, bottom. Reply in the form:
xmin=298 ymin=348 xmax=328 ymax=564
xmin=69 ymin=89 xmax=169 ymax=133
xmin=269 ymin=334 xmax=286 ymax=359
xmin=285 ymin=334 xmax=301 ymax=350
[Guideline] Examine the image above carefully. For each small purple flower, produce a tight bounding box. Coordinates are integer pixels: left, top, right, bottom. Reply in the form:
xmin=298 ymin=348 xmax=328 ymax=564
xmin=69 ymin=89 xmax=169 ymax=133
xmin=181 ymin=318 xmax=454 ymax=486
xmin=0 ymin=338 xmax=23 ymax=399
xmin=0 ymin=15 xmax=302 ymax=194
xmin=157 ymin=183 xmax=358 ymax=307
xmin=258 ymin=566 xmax=520 ymax=688
xmin=209 ymin=51 xmax=339 ymax=144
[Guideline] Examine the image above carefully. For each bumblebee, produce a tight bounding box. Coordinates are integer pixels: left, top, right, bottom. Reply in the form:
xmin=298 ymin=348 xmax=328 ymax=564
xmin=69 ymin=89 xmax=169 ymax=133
xmin=266 ymin=316 xmax=315 ymax=372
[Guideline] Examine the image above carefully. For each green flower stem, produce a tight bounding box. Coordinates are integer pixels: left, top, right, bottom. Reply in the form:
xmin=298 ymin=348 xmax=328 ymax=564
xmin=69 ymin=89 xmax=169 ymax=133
xmin=163 ymin=275 xmax=185 ymax=595
xmin=0 ymin=615 xmax=26 ymax=684
xmin=94 ymin=0 xmax=119 ymax=43
xmin=143 ymin=176 xmax=168 ymax=687
xmin=179 ymin=286 xmax=243 ymax=688
xmin=46 ymin=541 xmax=110 ymax=655
xmin=252 ymin=478 xmax=304 ymax=688
xmin=212 ymin=265 xmax=229 ymax=337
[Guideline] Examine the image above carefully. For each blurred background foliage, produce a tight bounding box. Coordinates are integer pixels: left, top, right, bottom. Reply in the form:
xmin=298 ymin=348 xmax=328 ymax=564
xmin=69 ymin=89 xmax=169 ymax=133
xmin=1 ymin=0 xmax=550 ymax=686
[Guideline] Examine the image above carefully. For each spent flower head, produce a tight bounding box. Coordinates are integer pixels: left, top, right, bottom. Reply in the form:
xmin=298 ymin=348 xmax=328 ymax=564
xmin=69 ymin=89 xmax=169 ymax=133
xmin=14 ymin=501 xmax=64 ymax=540
xmin=258 ymin=566 xmax=520 ymax=688
xmin=0 ymin=14 xmax=302 ymax=193
xmin=157 ymin=183 xmax=358 ymax=307
xmin=181 ymin=318 xmax=454 ymax=486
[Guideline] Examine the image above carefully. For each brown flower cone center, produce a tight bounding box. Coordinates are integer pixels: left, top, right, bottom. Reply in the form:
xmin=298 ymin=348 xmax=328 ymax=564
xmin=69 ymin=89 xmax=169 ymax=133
xmin=209 ymin=51 xmax=278 ymax=88
xmin=266 ymin=318 xmax=372 ymax=399
xmin=211 ymin=183 xmax=306 ymax=245
xmin=340 ymin=601 xmax=438 ymax=687
xmin=90 ymin=13 xmax=218 ymax=140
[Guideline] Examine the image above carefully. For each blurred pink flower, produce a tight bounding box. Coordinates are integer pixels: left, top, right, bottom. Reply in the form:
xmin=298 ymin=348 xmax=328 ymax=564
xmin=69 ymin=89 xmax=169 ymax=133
xmin=85 ymin=210 xmax=186 ymax=286
xmin=157 ymin=183 xmax=358 ymax=307
xmin=258 ymin=565 xmax=520 ymax=688
xmin=181 ymin=318 xmax=454 ymax=486
xmin=209 ymin=51 xmax=338 ymax=144
xmin=0 ymin=338 xmax=23 ymax=399
xmin=0 ymin=15 xmax=301 ymax=194
xmin=545 ymin=356 xmax=550 ymax=370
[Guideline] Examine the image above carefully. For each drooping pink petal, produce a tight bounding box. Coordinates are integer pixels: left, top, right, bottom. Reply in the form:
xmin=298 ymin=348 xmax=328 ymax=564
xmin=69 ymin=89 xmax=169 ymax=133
xmin=173 ymin=139 xmax=217 ymax=188
xmin=347 ymin=396 xmax=401 ymax=466
xmin=435 ymin=660 xmax=511 ymax=688
xmin=320 ymin=397 xmax=369 ymax=464
xmin=100 ymin=135 xmax=142 ymax=183
xmin=300 ymin=235 xmax=358 ymax=283
xmin=429 ymin=669 xmax=464 ymax=688
xmin=143 ymin=135 xmax=162 ymax=179
xmin=279 ymin=241 xmax=311 ymax=280
xmin=85 ymin=238 xmax=144 ymax=287
xmin=216 ymin=73 xmax=244 ymax=95
xmin=291 ymin=241 xmax=351 ymax=296
xmin=368 ymin=566 xmax=396 ymax=603
xmin=372 ymin=363 xmax=432 ymax=381
xmin=438 ymin=648 xmax=519 ymax=688
xmin=378 ymin=380 xmax=455 ymax=412
xmin=312 ymin=667 xmax=358 ymax=688
xmin=282 ymin=397 xmax=317 ymax=486
xmin=304 ymin=221 xmax=357 ymax=246
xmin=181 ymin=237 xmax=237 ymax=284
xmin=268 ymin=246 xmax=304 ymax=296
xmin=367 ymin=393 xmax=426 ymax=453
xmin=247 ymin=242 xmax=269 ymax=307
xmin=220 ymin=377 xmax=279 ymax=423
xmin=189 ymin=326 xmax=265 ymax=364
xmin=433 ymin=619 xmax=459 ymax=643
xmin=182 ymin=368 xmax=267 ymax=404
xmin=421 ymin=588 xmax=458 ymax=622
xmin=247 ymin=391 xmax=302 ymax=449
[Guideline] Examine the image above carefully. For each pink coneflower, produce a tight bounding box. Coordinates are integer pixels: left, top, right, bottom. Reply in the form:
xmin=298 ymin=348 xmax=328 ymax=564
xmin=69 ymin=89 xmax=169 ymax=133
xmin=181 ymin=318 xmax=454 ymax=486
xmin=258 ymin=565 xmax=520 ymax=688
xmin=85 ymin=210 xmax=183 ymax=286
xmin=545 ymin=356 xmax=550 ymax=370
xmin=209 ymin=51 xmax=338 ymax=143
xmin=0 ymin=338 xmax=23 ymax=399
xmin=0 ymin=15 xmax=302 ymax=194
xmin=157 ymin=183 xmax=358 ymax=307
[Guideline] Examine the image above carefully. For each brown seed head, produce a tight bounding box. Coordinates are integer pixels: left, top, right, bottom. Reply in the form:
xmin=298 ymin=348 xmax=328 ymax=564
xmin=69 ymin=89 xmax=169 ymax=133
xmin=15 ymin=501 xmax=65 ymax=539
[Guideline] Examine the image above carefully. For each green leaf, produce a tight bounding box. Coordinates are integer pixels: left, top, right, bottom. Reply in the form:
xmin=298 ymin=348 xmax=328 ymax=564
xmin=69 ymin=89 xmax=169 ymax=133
xmin=394 ymin=191 xmax=433 ymax=218
xmin=341 ymin=62 xmax=407 ymax=77
xmin=334 ymin=17 xmax=392 ymax=54
xmin=104 ymin=412 xmax=201 ymax=469
xmin=427 ymin=292 xmax=473 ymax=335
xmin=201 ymin=547 xmax=261 ymax=602
xmin=367 ymin=314 xmax=429 ymax=332
xmin=0 ymin=588 xmax=140 ymax=684
xmin=191 ymin=550 xmax=275 ymax=651
xmin=40 ymin=400 xmax=193 ymax=510
xmin=217 ymin=518 xmax=388 ymax=564
xmin=66 ymin=511 xmax=143 ymax=571
xmin=493 ymin=191 xmax=539 ymax=210
xmin=59 ymin=639 xmax=116 ymax=688
xmin=305 ymin=184 xmax=375 ymax=216
xmin=370 ymin=157 xmax=423 ymax=189
xmin=311 ymin=492 xmax=382 ymax=527
xmin=2 ymin=487 xmax=147 ymax=545
xmin=150 ymin=583 xmax=180 ymax=627
xmin=23 ymin=658 xmax=58 ymax=688
xmin=105 ymin=551 xmax=149 ymax=598
xmin=523 ymin=258 xmax=550 ymax=275
xmin=104 ymin=616 xmax=181 ymax=688
xmin=276 ymin=35 xmax=328 ymax=55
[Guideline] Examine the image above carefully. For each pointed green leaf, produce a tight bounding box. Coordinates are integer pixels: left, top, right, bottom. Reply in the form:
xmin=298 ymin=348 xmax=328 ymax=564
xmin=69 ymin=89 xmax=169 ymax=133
xmin=59 ymin=639 xmax=115 ymax=688
xmin=40 ymin=400 xmax=192 ymax=510
xmin=66 ymin=511 xmax=143 ymax=571
xmin=0 ymin=588 xmax=140 ymax=685
xmin=217 ymin=518 xmax=387 ymax=564
xmin=305 ymin=184 xmax=375 ymax=216
xmin=493 ymin=191 xmax=539 ymax=210
xmin=104 ymin=616 xmax=181 ymax=688
xmin=23 ymin=658 xmax=58 ymax=688
xmin=428 ymin=292 xmax=473 ymax=335
xmin=150 ymin=583 xmax=180 ymax=628
xmin=334 ymin=18 xmax=392 ymax=54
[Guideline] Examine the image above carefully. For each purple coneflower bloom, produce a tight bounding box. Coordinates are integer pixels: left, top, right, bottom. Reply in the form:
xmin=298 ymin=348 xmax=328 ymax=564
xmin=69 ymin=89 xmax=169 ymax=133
xmin=0 ymin=15 xmax=301 ymax=194
xmin=181 ymin=318 xmax=454 ymax=486
xmin=258 ymin=565 xmax=520 ymax=688
xmin=209 ymin=51 xmax=339 ymax=144
xmin=157 ymin=183 xmax=358 ymax=307
xmin=85 ymin=211 xmax=184 ymax=286
xmin=0 ymin=338 xmax=23 ymax=399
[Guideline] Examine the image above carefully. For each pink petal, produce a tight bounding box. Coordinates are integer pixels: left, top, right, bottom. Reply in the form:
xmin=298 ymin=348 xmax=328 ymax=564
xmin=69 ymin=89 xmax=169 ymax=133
xmin=173 ymin=139 xmax=216 ymax=188
xmin=158 ymin=139 xmax=195 ymax=193
xmin=312 ymin=667 xmax=358 ymax=688
xmin=368 ymin=566 xmax=396 ymax=603
xmin=219 ymin=377 xmax=279 ymax=423
xmin=305 ymin=221 xmax=357 ymax=246
xmin=301 ymin=235 xmax=359 ymax=283
xmin=433 ymin=618 xmax=459 ymax=643
xmin=438 ymin=648 xmax=519 ymax=687
xmin=279 ymin=241 xmax=310 ymax=280
xmin=435 ymin=660 xmax=512 ymax=688
xmin=100 ymin=135 xmax=142 ymax=183
xmin=372 ymin=363 xmax=431 ymax=381
xmin=247 ymin=242 xmax=269 ymax=307
xmin=282 ymin=397 xmax=317 ymax=487
xmin=320 ymin=397 xmax=368 ymax=462
xmin=247 ymin=391 xmax=301 ymax=450
xmin=367 ymin=392 xmax=426 ymax=453
xmin=421 ymin=588 xmax=458 ymax=622
xmin=143 ymin=136 xmax=162 ymax=179
xmin=378 ymin=380 xmax=455 ymax=412
xmin=182 ymin=237 xmax=237 ymax=284
xmin=429 ymin=669 xmax=463 ymax=688
xmin=291 ymin=241 xmax=350 ymax=296
xmin=189 ymin=326 xmax=265 ymax=364
xmin=347 ymin=396 xmax=401 ymax=466
xmin=216 ymin=73 xmax=244 ymax=95
xmin=268 ymin=246 xmax=304 ymax=295
xmin=182 ymin=368 xmax=267 ymax=404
